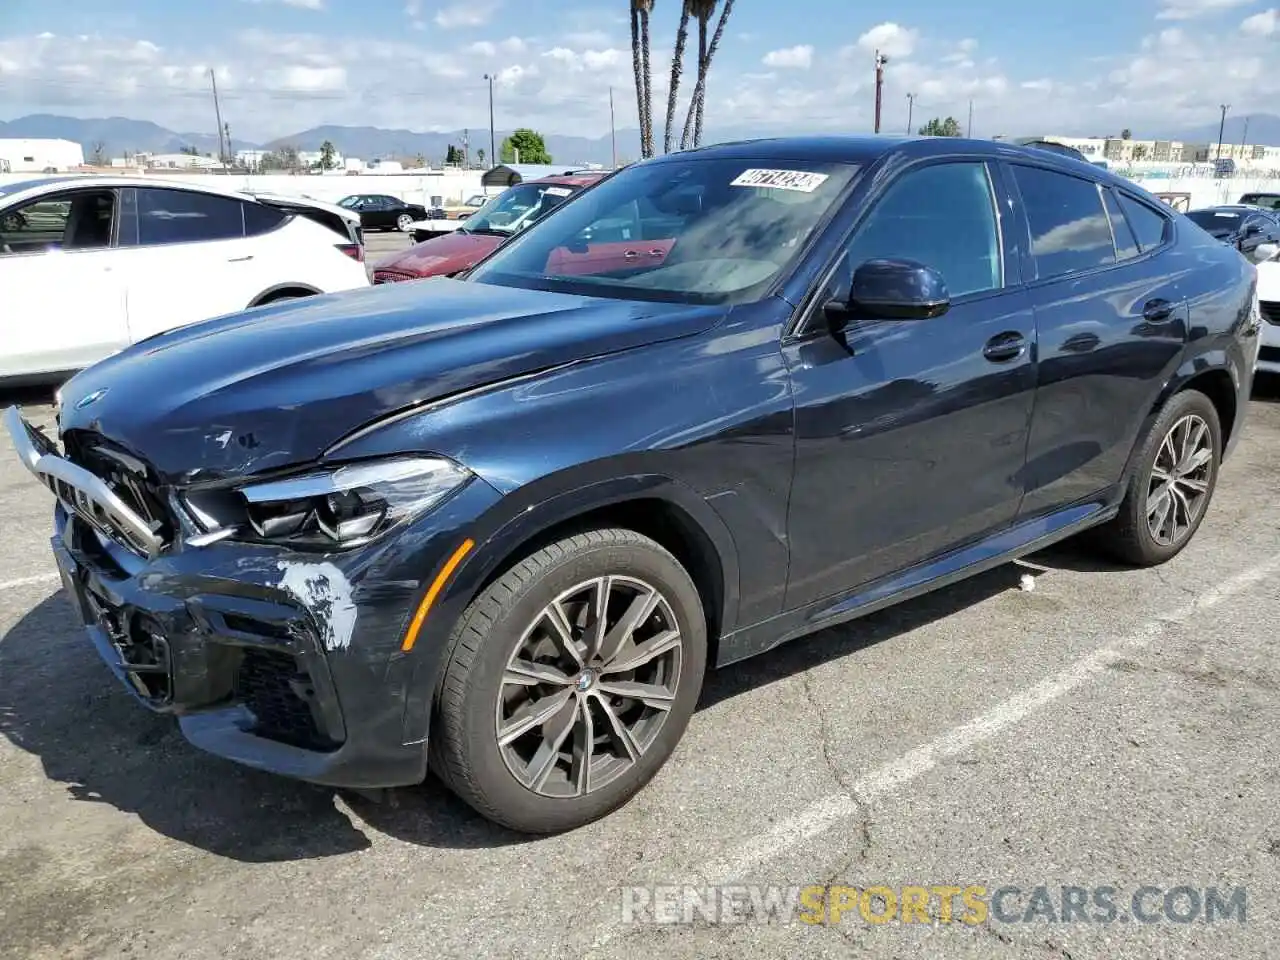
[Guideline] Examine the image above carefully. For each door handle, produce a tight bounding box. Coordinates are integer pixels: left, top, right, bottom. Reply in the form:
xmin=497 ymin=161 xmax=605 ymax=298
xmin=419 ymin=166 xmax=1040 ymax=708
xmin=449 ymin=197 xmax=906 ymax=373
xmin=982 ymin=331 xmax=1027 ymax=363
xmin=1143 ymin=298 xmax=1175 ymax=322
xmin=228 ymin=255 xmax=254 ymax=263
xmin=648 ymin=249 xmax=665 ymax=257
xmin=623 ymin=250 xmax=638 ymax=259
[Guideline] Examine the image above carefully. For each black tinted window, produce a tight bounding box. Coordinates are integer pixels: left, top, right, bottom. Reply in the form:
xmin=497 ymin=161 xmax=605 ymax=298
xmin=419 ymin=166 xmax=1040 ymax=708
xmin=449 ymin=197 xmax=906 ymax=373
xmin=1117 ymin=194 xmax=1168 ymax=251
xmin=138 ymin=189 xmax=245 ymax=244
xmin=1101 ymin=189 xmax=1138 ymax=260
xmin=243 ymin=201 xmax=288 ymax=236
xmin=842 ymin=161 xmax=1001 ymax=297
xmin=1013 ymin=165 xmax=1114 ymax=279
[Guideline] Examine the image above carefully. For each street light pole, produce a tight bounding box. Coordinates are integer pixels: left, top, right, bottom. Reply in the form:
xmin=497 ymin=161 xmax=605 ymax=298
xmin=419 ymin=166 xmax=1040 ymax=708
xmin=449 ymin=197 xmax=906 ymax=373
xmin=1216 ymin=104 xmax=1230 ymax=162
xmin=483 ymin=74 xmax=496 ymax=167
xmin=873 ymin=51 xmax=889 ymax=134
xmin=967 ymin=99 xmax=974 ymax=138
xmin=906 ymin=92 xmax=915 ymax=135
xmin=609 ymin=86 xmax=618 ymax=168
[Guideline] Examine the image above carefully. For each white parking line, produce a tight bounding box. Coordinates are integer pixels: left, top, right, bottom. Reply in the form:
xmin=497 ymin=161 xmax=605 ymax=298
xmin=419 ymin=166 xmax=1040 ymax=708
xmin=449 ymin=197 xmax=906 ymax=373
xmin=0 ymin=572 xmax=59 ymax=592
xmin=584 ymin=554 xmax=1280 ymax=953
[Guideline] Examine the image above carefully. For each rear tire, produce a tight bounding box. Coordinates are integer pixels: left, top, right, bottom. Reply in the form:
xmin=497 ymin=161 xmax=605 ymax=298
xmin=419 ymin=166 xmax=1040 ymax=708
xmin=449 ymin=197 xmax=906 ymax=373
xmin=1093 ymin=388 xmax=1221 ymax=566
xmin=396 ymin=213 xmax=414 ymax=232
xmin=431 ymin=528 xmax=707 ymax=834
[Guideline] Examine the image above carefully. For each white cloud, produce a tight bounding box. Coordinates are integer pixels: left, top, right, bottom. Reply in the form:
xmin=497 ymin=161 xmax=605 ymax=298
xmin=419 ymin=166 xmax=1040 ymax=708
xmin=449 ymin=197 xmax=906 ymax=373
xmin=435 ymin=1 xmax=499 ymax=28
xmin=1157 ymin=0 xmax=1254 ymax=19
xmin=1022 ymin=78 xmax=1054 ymax=92
xmin=1241 ymin=7 xmax=1279 ymax=34
xmin=856 ymin=22 xmax=919 ymax=58
xmin=265 ymin=64 xmax=346 ymax=91
xmin=762 ymin=45 xmax=813 ymax=69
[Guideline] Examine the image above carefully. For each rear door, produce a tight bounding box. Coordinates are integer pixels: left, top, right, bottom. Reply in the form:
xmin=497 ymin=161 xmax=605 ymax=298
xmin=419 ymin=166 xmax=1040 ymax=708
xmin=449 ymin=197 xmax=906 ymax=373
xmin=0 ymin=187 xmax=129 ymax=377
xmin=1008 ymin=163 xmax=1185 ymax=519
xmin=114 ymin=187 xmax=259 ymax=342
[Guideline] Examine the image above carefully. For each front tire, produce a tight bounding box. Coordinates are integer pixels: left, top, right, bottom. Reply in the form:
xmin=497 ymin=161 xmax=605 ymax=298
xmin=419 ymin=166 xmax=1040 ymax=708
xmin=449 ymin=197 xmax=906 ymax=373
xmin=1095 ymin=388 xmax=1221 ymax=566
xmin=396 ymin=213 xmax=414 ymax=232
xmin=431 ymin=528 xmax=707 ymax=834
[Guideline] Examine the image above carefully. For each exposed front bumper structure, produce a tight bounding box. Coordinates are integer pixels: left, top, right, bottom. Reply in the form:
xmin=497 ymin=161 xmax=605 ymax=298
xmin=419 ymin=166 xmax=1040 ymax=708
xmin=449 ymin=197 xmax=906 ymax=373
xmin=6 ymin=407 xmax=503 ymax=790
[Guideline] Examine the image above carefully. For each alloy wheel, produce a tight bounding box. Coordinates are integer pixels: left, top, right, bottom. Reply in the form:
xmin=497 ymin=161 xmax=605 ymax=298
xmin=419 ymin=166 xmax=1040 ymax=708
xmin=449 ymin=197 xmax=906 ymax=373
xmin=397 ymin=214 xmax=413 ymax=231
xmin=495 ymin=575 xmax=684 ymax=799
xmin=1145 ymin=413 xmax=1214 ymax=547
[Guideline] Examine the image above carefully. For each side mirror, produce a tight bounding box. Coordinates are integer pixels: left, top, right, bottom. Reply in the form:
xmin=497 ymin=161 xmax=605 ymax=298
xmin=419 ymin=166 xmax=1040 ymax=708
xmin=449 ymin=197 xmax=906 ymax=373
xmin=1245 ymin=223 xmax=1263 ymax=238
xmin=826 ymin=258 xmax=951 ymax=330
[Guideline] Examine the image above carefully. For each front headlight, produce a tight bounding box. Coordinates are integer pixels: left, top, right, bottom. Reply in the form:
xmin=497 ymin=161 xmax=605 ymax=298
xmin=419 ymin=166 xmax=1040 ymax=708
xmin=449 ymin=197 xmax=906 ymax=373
xmin=183 ymin=456 xmax=471 ymax=549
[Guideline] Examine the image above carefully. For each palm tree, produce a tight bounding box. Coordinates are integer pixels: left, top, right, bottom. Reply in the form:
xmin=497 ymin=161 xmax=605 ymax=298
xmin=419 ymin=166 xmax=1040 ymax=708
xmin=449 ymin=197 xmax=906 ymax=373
xmin=680 ymin=0 xmax=735 ymax=150
xmin=664 ymin=1 xmax=693 ymax=154
xmin=630 ymin=0 xmax=656 ymax=158
xmin=691 ymin=0 xmax=732 ymax=148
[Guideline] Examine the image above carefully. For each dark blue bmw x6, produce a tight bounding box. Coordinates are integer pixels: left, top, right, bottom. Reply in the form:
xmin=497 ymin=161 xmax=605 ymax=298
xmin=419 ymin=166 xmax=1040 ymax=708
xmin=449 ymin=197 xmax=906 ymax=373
xmin=5 ymin=137 xmax=1262 ymax=833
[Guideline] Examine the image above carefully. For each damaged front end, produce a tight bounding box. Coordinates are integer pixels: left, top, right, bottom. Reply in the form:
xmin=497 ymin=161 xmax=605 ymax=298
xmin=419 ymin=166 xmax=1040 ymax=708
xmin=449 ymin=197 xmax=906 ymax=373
xmin=3 ymin=406 xmax=502 ymax=789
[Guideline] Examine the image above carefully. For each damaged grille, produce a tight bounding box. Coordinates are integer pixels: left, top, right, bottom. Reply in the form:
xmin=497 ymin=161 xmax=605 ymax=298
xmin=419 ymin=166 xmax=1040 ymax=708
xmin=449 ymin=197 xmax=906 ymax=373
xmin=1260 ymin=301 xmax=1280 ymax=326
xmin=236 ymin=649 xmax=336 ymax=751
xmin=62 ymin=431 xmax=175 ymax=551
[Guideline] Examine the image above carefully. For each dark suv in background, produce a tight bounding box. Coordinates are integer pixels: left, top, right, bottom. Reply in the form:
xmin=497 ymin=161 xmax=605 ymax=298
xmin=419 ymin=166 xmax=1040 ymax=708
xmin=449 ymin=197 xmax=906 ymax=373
xmin=6 ymin=136 xmax=1259 ymax=835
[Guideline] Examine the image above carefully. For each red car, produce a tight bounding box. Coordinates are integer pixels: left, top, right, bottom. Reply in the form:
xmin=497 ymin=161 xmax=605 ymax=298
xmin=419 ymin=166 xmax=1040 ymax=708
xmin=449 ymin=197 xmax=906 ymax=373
xmin=371 ymin=172 xmax=609 ymax=283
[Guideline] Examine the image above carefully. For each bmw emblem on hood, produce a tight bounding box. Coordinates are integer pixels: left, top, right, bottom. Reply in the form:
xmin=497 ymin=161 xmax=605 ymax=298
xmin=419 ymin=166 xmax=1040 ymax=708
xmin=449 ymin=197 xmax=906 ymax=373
xmin=75 ymin=388 xmax=109 ymax=409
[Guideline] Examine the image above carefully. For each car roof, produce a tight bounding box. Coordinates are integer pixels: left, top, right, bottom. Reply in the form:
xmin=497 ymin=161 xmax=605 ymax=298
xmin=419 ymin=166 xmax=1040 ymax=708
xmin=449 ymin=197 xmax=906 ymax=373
xmin=0 ymin=173 xmax=286 ymax=206
xmin=646 ymin=134 xmax=1113 ymax=171
xmin=529 ymin=171 xmax=610 ymax=187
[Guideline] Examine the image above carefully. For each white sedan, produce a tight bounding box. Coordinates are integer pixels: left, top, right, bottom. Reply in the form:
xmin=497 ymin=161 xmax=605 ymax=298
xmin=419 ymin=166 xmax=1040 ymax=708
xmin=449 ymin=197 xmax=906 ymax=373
xmin=0 ymin=175 xmax=370 ymax=384
xmin=1254 ymin=258 xmax=1280 ymax=375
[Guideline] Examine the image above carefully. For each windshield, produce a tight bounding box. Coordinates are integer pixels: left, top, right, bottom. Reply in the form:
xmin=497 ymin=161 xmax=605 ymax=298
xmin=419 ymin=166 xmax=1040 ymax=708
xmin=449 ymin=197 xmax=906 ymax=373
xmin=338 ymin=196 xmax=360 ymax=208
xmin=461 ymin=182 xmax=578 ymax=236
xmin=1240 ymin=194 xmax=1280 ymax=210
xmin=1186 ymin=209 xmax=1242 ymax=232
xmin=468 ymin=158 xmax=857 ymax=304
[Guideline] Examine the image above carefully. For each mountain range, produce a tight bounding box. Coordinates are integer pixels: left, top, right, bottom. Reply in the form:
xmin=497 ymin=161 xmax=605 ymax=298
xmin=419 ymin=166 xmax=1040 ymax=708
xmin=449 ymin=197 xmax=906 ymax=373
xmin=5 ymin=112 xmax=1280 ymax=166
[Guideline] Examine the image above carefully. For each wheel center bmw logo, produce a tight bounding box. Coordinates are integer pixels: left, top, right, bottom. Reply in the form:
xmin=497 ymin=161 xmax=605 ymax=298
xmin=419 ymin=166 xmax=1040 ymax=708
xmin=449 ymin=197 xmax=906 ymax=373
xmin=76 ymin=388 xmax=109 ymax=409
xmin=576 ymin=670 xmax=595 ymax=692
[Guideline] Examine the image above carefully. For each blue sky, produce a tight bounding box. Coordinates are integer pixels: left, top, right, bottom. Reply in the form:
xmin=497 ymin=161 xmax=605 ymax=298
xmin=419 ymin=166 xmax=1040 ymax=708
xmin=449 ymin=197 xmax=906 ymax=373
xmin=0 ymin=0 xmax=1276 ymax=141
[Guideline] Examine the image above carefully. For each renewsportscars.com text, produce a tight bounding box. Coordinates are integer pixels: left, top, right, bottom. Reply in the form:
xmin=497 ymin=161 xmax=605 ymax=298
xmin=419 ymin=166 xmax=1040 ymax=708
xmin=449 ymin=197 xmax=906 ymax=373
xmin=620 ymin=883 xmax=1247 ymax=926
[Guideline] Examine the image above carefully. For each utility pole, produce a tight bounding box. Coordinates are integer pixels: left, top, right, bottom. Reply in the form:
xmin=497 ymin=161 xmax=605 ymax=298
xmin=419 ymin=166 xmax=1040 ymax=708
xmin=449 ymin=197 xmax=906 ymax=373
xmin=1240 ymin=116 xmax=1250 ymax=162
xmin=967 ymin=99 xmax=974 ymax=138
xmin=609 ymin=86 xmax=618 ymax=168
xmin=483 ymin=74 xmax=496 ymax=167
xmin=209 ymin=69 xmax=227 ymax=166
xmin=1216 ymin=104 xmax=1230 ymax=161
xmin=906 ymin=92 xmax=915 ymax=135
xmin=873 ymin=51 xmax=888 ymax=134
xmin=223 ymin=122 xmax=231 ymax=170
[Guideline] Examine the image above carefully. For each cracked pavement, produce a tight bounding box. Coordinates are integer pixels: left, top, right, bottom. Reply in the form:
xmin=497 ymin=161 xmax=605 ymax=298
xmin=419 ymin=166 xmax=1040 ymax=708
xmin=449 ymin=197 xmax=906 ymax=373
xmin=1 ymin=383 xmax=1279 ymax=960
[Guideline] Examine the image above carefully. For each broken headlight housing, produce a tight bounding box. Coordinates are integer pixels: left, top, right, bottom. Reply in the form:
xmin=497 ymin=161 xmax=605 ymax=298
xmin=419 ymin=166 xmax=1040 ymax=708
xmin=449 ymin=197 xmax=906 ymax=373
xmin=183 ymin=457 xmax=471 ymax=549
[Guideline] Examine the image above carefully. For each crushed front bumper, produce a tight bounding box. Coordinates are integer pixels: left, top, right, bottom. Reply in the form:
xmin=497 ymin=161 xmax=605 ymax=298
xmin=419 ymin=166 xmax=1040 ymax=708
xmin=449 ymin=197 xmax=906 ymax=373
xmin=51 ymin=505 xmax=433 ymax=788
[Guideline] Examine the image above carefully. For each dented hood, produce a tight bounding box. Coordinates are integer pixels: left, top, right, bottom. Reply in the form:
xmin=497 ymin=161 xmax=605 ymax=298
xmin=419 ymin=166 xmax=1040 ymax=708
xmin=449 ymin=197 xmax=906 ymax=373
xmin=57 ymin=278 xmax=723 ymax=484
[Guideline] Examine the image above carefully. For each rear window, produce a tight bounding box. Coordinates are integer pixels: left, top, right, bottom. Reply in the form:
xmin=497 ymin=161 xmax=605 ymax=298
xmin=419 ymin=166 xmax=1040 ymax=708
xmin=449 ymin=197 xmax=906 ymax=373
xmin=1240 ymin=193 xmax=1280 ymax=210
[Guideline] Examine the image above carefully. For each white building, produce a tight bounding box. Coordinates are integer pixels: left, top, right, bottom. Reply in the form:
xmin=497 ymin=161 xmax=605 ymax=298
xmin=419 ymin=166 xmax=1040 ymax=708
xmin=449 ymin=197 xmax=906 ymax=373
xmin=0 ymin=138 xmax=85 ymax=172
xmin=146 ymin=153 xmax=221 ymax=170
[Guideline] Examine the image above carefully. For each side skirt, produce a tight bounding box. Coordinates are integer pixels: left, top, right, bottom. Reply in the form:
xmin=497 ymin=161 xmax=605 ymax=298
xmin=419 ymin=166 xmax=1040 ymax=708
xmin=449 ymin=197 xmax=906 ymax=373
xmin=716 ymin=498 xmax=1120 ymax=667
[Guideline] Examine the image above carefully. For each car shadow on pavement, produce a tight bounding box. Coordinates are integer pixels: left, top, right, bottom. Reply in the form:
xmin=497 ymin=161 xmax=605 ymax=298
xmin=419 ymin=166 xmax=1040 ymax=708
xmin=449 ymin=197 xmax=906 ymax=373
xmin=0 ymin=590 xmax=522 ymax=862
xmin=0 ymin=540 xmax=1123 ymax=858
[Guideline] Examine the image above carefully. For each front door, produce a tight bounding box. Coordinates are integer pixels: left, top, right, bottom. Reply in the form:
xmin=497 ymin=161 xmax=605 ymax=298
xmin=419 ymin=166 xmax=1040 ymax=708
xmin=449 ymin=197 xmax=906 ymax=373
xmin=781 ymin=159 xmax=1037 ymax=609
xmin=0 ymin=188 xmax=129 ymax=377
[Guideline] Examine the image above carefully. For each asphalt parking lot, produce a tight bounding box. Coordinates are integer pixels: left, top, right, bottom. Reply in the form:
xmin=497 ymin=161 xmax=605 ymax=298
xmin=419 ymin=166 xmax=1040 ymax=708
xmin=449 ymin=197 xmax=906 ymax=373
xmin=1 ymin=379 xmax=1279 ymax=960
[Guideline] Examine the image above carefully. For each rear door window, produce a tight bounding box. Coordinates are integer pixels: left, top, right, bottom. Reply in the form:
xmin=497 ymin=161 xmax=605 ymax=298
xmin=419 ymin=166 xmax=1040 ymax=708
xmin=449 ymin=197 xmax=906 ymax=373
xmin=137 ymin=189 xmax=246 ymax=245
xmin=1011 ymin=165 xmax=1115 ymax=280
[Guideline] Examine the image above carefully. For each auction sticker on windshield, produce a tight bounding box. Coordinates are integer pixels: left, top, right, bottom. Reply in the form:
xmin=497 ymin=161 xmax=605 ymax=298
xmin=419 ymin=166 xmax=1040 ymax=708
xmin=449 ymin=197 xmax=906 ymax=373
xmin=730 ymin=169 xmax=830 ymax=192
xmin=543 ymin=187 xmax=573 ymax=197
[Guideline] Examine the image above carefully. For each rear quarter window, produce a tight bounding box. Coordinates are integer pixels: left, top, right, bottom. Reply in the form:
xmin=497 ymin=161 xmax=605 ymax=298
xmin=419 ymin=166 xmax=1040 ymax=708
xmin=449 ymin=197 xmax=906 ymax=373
xmin=243 ymin=202 xmax=289 ymax=236
xmin=1117 ymin=194 xmax=1170 ymax=252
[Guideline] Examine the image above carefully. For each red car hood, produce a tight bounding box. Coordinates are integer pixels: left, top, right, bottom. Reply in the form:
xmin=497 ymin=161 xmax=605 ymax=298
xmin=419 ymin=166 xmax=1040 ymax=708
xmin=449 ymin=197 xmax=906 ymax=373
xmin=374 ymin=231 xmax=502 ymax=278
